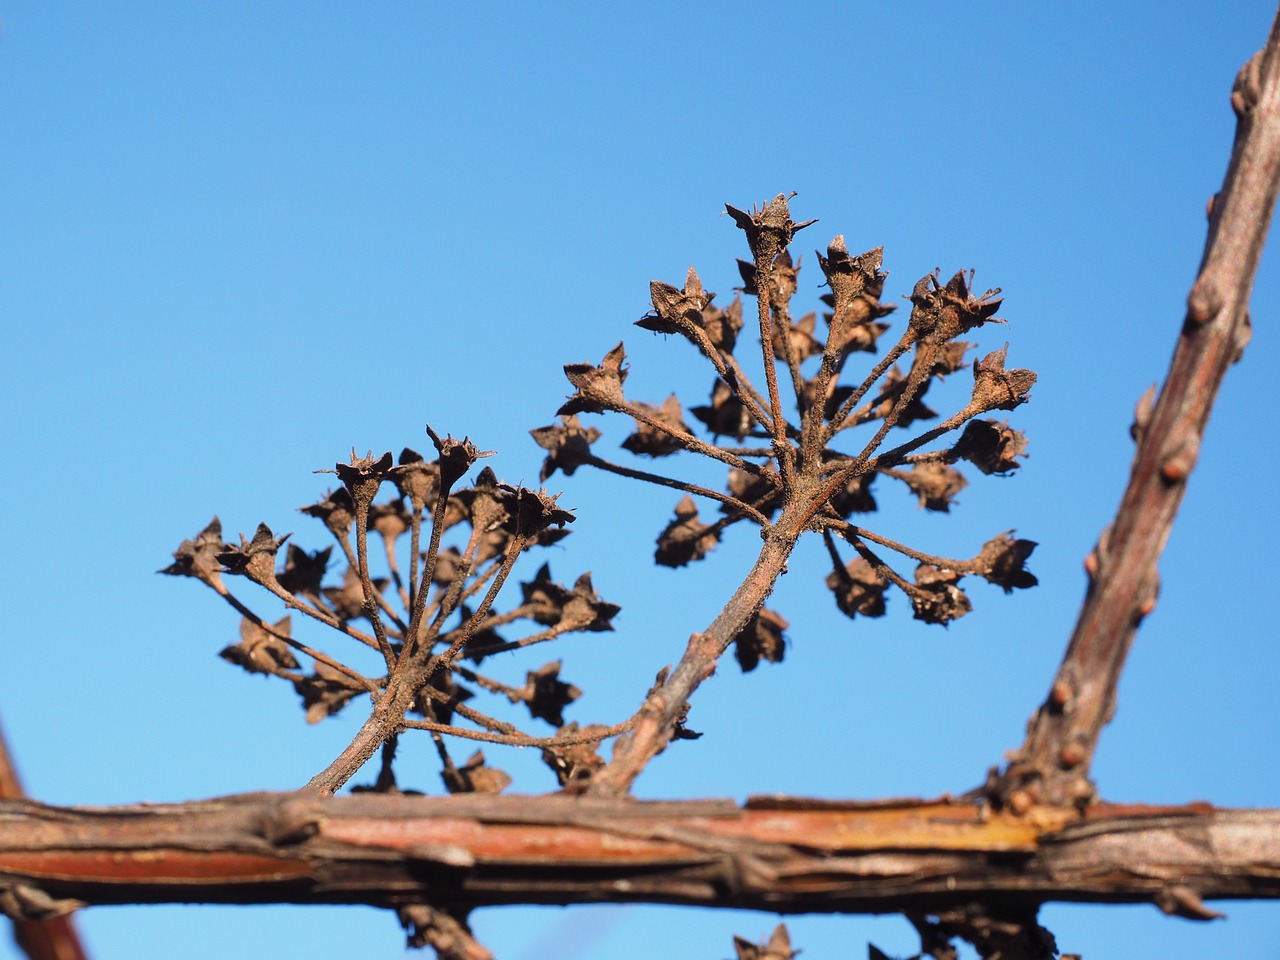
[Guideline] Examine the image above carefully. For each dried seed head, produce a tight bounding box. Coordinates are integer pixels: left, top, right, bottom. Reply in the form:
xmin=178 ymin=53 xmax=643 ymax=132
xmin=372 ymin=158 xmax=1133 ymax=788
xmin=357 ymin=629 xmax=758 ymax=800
xmin=299 ymin=487 xmax=357 ymax=541
xmin=907 ymin=269 xmax=1003 ymax=345
xmin=733 ymin=607 xmax=788 ymax=672
xmin=426 ymin=426 xmax=494 ymax=489
xmin=530 ymin=415 xmax=602 ymax=480
xmin=974 ymin=531 xmax=1038 ymax=593
xmin=970 ymin=345 xmax=1037 ymax=412
xmin=160 ymin=516 xmax=230 ymax=589
xmin=910 ymin=564 xmax=972 ymax=626
xmin=620 ymin=395 xmax=693 ymax=458
xmin=826 ymin=557 xmax=889 ymax=620
xmin=334 ymin=449 xmax=394 ymax=508
xmin=949 ymin=419 xmax=1029 ymax=476
xmin=559 ymin=342 xmax=630 ymax=415
xmin=638 ymin=267 xmax=715 ymax=342
xmin=217 ymin=522 xmax=291 ymax=586
xmin=724 ymin=193 xmax=816 ymax=267
xmin=655 ymin=495 xmax=721 ymax=567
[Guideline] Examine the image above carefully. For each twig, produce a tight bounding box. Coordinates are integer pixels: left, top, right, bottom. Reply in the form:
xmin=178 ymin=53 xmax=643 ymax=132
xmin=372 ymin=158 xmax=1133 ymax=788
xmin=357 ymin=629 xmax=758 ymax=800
xmin=995 ymin=14 xmax=1280 ymax=809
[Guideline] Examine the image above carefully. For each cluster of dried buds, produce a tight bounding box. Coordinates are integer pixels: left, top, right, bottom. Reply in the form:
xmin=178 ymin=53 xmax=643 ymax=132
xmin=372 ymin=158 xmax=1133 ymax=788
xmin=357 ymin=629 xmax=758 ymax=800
xmin=162 ymin=428 xmax=624 ymax=795
xmin=533 ymin=193 xmax=1037 ymax=670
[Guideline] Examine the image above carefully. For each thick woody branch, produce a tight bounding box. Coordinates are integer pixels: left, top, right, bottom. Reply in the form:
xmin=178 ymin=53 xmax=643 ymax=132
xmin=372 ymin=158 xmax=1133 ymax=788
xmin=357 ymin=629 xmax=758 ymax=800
xmin=0 ymin=720 xmax=89 ymax=960
xmin=996 ymin=14 xmax=1280 ymax=809
xmin=1 ymin=793 xmax=1277 ymax=919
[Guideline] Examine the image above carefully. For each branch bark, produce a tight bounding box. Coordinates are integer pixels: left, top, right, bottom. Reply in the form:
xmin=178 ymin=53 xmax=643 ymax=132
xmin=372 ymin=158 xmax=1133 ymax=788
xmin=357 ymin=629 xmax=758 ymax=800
xmin=995 ymin=9 xmax=1280 ymax=809
xmin=1 ymin=792 xmax=1277 ymax=919
xmin=0 ymin=719 xmax=88 ymax=960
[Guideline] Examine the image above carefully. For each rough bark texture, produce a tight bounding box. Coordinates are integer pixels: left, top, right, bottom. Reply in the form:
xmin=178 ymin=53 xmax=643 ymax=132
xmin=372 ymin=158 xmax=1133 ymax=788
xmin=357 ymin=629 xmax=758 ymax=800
xmin=1 ymin=793 xmax=1277 ymax=919
xmin=995 ymin=9 xmax=1280 ymax=810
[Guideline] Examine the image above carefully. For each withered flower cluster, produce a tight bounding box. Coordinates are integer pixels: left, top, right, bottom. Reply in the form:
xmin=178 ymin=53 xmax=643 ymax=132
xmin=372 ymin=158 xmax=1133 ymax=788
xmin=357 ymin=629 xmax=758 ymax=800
xmin=535 ymin=193 xmax=1037 ymax=669
xmin=163 ymin=431 xmax=621 ymax=795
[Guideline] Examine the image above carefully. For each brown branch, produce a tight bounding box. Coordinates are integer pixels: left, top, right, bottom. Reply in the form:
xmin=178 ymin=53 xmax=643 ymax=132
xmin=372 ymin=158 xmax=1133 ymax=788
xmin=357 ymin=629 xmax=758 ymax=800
xmin=586 ymin=524 xmax=798 ymax=796
xmin=996 ymin=14 xmax=1280 ymax=809
xmin=0 ymin=793 xmax=1276 ymax=918
xmin=0 ymin=718 xmax=89 ymax=960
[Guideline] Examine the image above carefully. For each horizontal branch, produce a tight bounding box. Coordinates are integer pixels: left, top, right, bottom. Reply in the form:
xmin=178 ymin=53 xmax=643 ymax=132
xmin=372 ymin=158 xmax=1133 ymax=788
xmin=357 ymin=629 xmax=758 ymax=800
xmin=2 ymin=792 xmax=1277 ymax=920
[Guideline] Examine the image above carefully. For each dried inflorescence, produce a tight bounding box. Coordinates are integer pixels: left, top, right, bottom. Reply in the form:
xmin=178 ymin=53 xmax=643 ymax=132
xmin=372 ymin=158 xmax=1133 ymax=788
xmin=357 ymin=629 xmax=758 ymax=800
xmin=162 ymin=434 xmax=622 ymax=796
xmin=535 ymin=193 xmax=1038 ymax=658
xmin=164 ymin=193 xmax=1038 ymax=805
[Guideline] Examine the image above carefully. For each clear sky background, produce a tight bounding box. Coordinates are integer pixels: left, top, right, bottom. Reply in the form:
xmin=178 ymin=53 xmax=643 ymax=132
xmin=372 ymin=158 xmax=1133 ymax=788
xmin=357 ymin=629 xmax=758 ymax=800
xmin=2 ymin=2 xmax=1279 ymax=958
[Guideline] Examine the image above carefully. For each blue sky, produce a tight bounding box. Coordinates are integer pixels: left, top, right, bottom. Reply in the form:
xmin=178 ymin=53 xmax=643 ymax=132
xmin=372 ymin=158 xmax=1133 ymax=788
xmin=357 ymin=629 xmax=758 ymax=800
xmin=2 ymin=2 xmax=1279 ymax=958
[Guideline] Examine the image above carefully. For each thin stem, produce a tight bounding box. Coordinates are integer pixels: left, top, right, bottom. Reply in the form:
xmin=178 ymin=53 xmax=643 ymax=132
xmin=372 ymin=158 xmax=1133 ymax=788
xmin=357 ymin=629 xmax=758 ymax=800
xmin=400 ymin=716 xmax=634 ymax=749
xmin=584 ymin=454 xmax=773 ymax=526
xmin=587 ymin=524 xmax=799 ymax=796
xmin=421 ymin=534 xmax=529 ymax=684
xmin=213 ymin=585 xmax=380 ymax=694
xmin=829 ymin=519 xmax=978 ymax=574
xmin=753 ymin=263 xmax=795 ymax=483
xmin=610 ymin=398 xmax=771 ymax=476
xmin=354 ymin=503 xmax=396 ymax=672
xmin=824 ymin=329 xmax=916 ymax=441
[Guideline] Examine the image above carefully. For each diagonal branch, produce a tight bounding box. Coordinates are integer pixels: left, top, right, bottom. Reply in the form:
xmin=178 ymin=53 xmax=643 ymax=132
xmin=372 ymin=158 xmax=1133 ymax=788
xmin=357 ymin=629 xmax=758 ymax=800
xmin=995 ymin=12 xmax=1280 ymax=809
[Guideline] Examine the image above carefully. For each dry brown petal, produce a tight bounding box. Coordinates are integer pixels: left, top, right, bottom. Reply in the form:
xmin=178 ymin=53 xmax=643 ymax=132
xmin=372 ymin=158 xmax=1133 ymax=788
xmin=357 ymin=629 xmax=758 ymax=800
xmin=704 ymin=294 xmax=744 ymax=353
xmin=825 ymin=459 xmax=878 ymax=517
xmin=911 ymin=564 xmax=972 ymax=626
xmin=426 ymin=426 xmax=494 ymax=489
xmin=655 ymin=494 xmax=721 ymax=567
xmin=558 ymin=572 xmax=621 ymax=632
xmin=865 ymin=365 xmax=938 ymax=428
xmin=733 ymin=923 xmax=797 ymax=960
xmin=637 ymin=267 xmax=716 ymax=341
xmin=442 ymin=750 xmax=512 ymax=795
xmin=504 ymin=486 xmax=575 ymax=539
xmin=219 ymin=616 xmax=299 ymax=675
xmin=900 ymin=462 xmax=968 ymax=512
xmin=826 ymin=557 xmax=889 ymax=620
xmin=734 ymin=607 xmax=788 ymax=672
xmin=620 ymin=394 xmax=693 ymax=457
xmin=369 ymin=500 xmax=411 ymax=544
xmin=950 ymin=418 xmax=1029 ymax=475
xmin=519 ymin=564 xmax=573 ymax=625
xmin=975 ymin=531 xmax=1039 ymax=593
xmin=559 ymin=341 xmax=629 ymax=415
xmin=541 ymin=722 xmax=609 ymax=792
xmin=508 ymin=660 xmax=581 ymax=726
xmin=299 ymin=487 xmax=356 ymax=541
xmin=323 ymin=565 xmax=389 ymax=622
xmin=530 ymin=415 xmax=602 ymax=480
xmin=293 ymin=660 xmax=366 ymax=724
xmin=276 ymin=544 xmax=332 ymax=600
xmin=217 ymin=523 xmax=290 ymax=585
xmin=160 ymin=516 xmax=229 ymax=588
xmin=971 ymin=344 xmax=1037 ymax=412
xmin=724 ymin=468 xmax=784 ymax=519
xmin=771 ymin=310 xmax=823 ymax=362
xmin=691 ymin=379 xmax=754 ymax=440
xmin=908 ymin=269 xmax=1003 ymax=344
xmin=388 ymin=448 xmax=441 ymax=510
xmin=414 ymin=668 xmax=474 ymax=726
